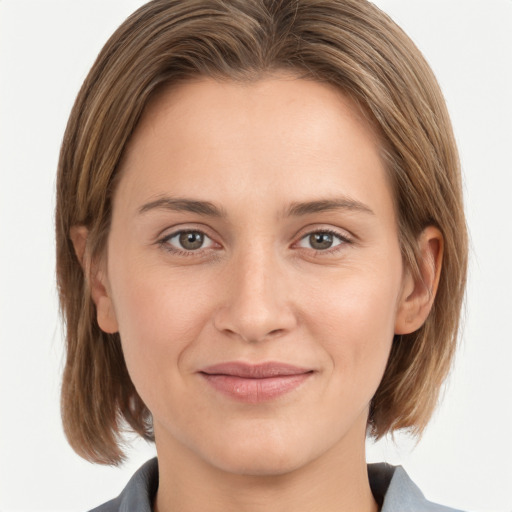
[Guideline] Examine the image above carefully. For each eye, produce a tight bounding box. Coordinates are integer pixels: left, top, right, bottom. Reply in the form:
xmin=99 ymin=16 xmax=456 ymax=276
xmin=161 ymin=230 xmax=216 ymax=252
xmin=296 ymin=230 xmax=348 ymax=251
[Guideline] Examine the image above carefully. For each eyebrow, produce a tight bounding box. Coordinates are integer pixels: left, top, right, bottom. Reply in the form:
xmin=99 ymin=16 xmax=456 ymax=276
xmin=138 ymin=196 xmax=374 ymax=218
xmin=139 ymin=197 xmax=226 ymax=217
xmin=286 ymin=197 xmax=375 ymax=217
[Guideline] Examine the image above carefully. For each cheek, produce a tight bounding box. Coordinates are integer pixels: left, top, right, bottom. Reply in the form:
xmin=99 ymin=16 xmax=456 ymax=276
xmin=107 ymin=260 xmax=214 ymax=385
xmin=303 ymin=261 xmax=402 ymax=387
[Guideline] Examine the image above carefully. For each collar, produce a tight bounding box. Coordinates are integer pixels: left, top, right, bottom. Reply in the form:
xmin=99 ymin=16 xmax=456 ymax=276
xmin=92 ymin=457 xmax=462 ymax=512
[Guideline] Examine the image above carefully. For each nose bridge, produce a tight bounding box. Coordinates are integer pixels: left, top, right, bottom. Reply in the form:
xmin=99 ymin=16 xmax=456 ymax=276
xmin=214 ymin=239 xmax=296 ymax=342
xmin=239 ymin=243 xmax=277 ymax=308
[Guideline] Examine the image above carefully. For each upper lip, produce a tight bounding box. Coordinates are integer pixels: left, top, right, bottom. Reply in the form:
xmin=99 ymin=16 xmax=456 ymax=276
xmin=199 ymin=362 xmax=313 ymax=379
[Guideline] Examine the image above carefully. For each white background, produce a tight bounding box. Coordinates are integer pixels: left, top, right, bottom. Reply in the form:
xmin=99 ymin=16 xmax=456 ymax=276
xmin=0 ymin=1 xmax=511 ymax=511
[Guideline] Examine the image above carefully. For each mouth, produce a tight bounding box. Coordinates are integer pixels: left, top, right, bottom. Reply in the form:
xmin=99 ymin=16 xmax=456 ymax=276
xmin=199 ymin=362 xmax=314 ymax=403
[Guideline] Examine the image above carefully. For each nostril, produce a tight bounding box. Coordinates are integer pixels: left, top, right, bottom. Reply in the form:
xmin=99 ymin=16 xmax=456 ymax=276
xmin=212 ymin=299 xmax=297 ymax=343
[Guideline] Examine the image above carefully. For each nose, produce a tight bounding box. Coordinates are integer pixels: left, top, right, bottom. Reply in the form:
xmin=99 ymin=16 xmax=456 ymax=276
xmin=213 ymin=245 xmax=297 ymax=343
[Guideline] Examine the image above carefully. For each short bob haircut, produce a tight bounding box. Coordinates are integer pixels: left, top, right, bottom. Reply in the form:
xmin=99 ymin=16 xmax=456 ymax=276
xmin=56 ymin=0 xmax=468 ymax=465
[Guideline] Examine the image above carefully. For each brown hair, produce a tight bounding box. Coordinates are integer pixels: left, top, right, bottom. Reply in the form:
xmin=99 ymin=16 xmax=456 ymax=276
xmin=56 ymin=0 xmax=468 ymax=465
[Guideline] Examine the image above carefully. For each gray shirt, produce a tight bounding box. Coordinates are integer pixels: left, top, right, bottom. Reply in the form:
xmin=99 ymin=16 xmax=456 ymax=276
xmin=89 ymin=457 xmax=463 ymax=512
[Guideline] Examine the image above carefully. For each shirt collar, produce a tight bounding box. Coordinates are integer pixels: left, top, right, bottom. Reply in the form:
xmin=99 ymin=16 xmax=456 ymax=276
xmin=111 ymin=458 xmax=461 ymax=512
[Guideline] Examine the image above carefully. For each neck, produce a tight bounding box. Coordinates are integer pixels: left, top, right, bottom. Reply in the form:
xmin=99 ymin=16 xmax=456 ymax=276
xmin=154 ymin=423 xmax=378 ymax=512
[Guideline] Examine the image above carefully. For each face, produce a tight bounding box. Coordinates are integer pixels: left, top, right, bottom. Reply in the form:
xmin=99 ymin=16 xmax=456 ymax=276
xmin=94 ymin=76 xmax=416 ymax=476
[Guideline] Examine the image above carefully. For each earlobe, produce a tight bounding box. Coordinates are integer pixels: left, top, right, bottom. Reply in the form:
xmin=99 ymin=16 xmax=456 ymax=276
xmin=69 ymin=225 xmax=119 ymax=334
xmin=94 ymin=289 xmax=119 ymax=334
xmin=395 ymin=226 xmax=444 ymax=335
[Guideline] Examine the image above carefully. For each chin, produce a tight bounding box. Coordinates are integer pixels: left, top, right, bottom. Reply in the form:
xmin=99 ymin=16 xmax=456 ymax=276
xmin=214 ymin=449 xmax=307 ymax=477
xmin=199 ymin=429 xmax=316 ymax=477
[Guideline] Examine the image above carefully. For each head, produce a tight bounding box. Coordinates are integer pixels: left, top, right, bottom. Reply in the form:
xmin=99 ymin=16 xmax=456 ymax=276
xmin=56 ymin=0 xmax=467 ymax=466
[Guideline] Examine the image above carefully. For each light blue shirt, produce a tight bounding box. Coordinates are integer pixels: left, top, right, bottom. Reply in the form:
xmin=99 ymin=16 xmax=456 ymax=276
xmin=89 ymin=457 xmax=464 ymax=511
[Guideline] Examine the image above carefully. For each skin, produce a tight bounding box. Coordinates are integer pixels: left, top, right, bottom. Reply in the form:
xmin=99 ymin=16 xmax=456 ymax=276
xmin=73 ymin=75 xmax=442 ymax=512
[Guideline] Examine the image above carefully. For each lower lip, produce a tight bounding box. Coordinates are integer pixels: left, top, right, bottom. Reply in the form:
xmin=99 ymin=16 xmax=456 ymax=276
xmin=201 ymin=373 xmax=312 ymax=403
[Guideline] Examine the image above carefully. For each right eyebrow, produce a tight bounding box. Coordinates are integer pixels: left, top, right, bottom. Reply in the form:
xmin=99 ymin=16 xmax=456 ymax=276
xmin=138 ymin=197 xmax=227 ymax=217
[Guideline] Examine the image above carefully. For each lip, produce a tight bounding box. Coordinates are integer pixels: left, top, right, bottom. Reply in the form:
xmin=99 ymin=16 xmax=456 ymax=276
xmin=199 ymin=362 xmax=314 ymax=403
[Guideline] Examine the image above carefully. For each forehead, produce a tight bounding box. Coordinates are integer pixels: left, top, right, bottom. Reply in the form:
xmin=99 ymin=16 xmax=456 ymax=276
xmin=114 ymin=75 xmax=392 ymax=220
xmin=124 ymin=73 xmax=382 ymax=159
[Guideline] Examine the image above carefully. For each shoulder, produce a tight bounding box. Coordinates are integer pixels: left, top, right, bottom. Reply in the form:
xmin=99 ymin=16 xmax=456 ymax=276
xmin=88 ymin=458 xmax=158 ymax=512
xmin=368 ymin=463 xmax=465 ymax=512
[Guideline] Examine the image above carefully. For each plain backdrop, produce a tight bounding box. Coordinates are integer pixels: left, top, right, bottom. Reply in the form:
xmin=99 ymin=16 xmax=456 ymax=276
xmin=0 ymin=1 xmax=511 ymax=511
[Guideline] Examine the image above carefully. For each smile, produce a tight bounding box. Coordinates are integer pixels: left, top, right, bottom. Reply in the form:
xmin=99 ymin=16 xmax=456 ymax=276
xmin=199 ymin=362 xmax=314 ymax=403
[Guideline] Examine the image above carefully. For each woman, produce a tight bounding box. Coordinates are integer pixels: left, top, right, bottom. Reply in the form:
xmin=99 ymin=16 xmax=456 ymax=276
xmin=56 ymin=1 xmax=468 ymax=510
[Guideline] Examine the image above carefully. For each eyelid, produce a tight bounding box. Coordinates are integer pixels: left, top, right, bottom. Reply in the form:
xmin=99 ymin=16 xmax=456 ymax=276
xmin=166 ymin=230 xmax=215 ymax=248
xmin=156 ymin=224 xmax=222 ymax=255
xmin=154 ymin=223 xmax=354 ymax=256
xmin=293 ymin=226 xmax=355 ymax=253
xmin=155 ymin=221 xmax=214 ymax=239
xmin=294 ymin=224 xmax=354 ymax=242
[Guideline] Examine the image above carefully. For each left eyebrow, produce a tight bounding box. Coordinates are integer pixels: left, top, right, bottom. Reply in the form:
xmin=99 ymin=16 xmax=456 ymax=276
xmin=285 ymin=197 xmax=375 ymax=217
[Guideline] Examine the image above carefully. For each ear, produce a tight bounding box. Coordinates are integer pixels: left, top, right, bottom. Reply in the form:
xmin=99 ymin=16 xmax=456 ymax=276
xmin=395 ymin=226 xmax=443 ymax=335
xmin=69 ymin=226 xmax=119 ymax=334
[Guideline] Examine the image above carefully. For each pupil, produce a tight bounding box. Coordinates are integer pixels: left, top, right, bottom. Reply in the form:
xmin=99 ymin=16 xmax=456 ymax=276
xmin=179 ymin=231 xmax=204 ymax=250
xmin=310 ymin=233 xmax=333 ymax=250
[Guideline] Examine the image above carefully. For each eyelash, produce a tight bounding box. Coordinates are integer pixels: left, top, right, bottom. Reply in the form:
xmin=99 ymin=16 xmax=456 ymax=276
xmin=157 ymin=228 xmax=353 ymax=256
xmin=296 ymin=229 xmax=353 ymax=255
xmin=158 ymin=229 xmax=218 ymax=257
